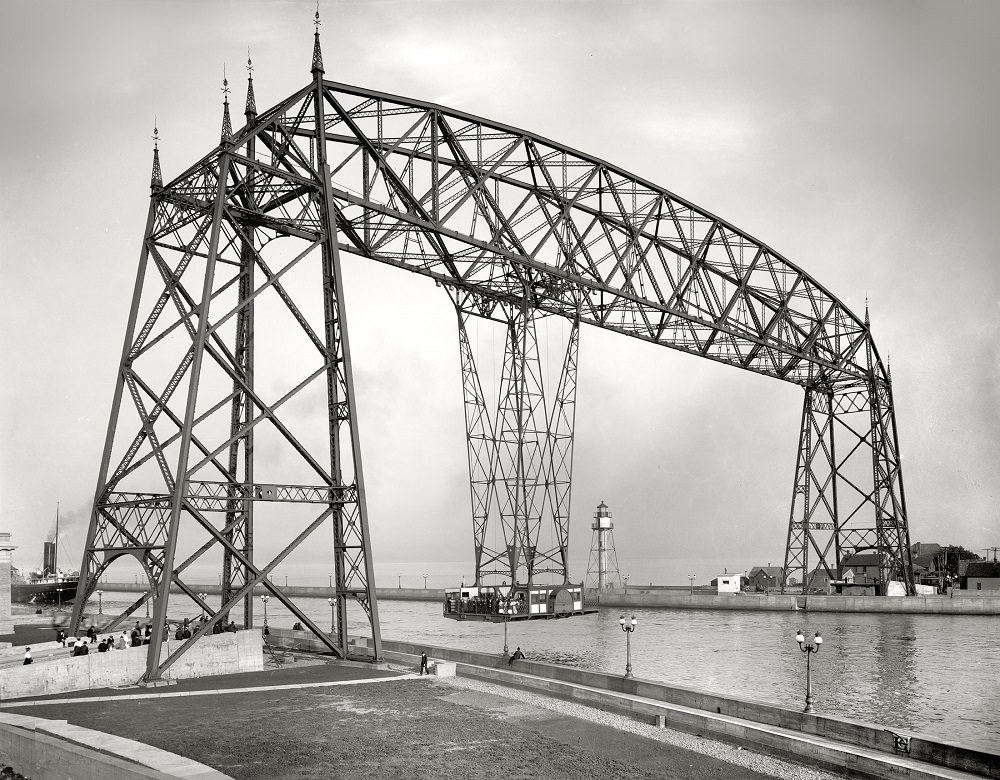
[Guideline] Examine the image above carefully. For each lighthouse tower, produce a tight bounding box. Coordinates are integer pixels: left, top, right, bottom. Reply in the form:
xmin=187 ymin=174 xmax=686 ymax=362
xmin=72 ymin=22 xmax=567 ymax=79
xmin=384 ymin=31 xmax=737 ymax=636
xmin=586 ymin=500 xmax=622 ymax=590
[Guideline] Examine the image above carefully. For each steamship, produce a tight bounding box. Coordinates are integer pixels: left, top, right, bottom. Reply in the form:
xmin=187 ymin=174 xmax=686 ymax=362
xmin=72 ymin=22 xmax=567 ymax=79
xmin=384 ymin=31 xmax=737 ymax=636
xmin=11 ymin=507 xmax=78 ymax=605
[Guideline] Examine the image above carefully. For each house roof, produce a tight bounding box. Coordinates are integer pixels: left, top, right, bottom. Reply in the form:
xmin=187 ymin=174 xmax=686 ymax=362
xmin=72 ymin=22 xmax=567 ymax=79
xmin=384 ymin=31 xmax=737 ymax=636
xmin=965 ymin=561 xmax=1000 ymax=579
xmin=911 ymin=553 xmax=939 ymax=571
xmin=748 ymin=566 xmax=783 ymax=578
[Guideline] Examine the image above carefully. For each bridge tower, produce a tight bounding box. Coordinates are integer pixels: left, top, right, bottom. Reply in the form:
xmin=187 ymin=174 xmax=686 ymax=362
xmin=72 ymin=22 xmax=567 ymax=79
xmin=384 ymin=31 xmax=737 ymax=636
xmin=453 ymin=287 xmax=581 ymax=594
xmin=586 ymin=500 xmax=622 ymax=590
xmin=70 ymin=17 xmax=382 ymax=681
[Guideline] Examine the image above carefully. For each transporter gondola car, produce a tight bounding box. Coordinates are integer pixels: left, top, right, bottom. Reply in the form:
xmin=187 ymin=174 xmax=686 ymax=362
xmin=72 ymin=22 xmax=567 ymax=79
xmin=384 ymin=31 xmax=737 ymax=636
xmin=442 ymin=582 xmax=594 ymax=622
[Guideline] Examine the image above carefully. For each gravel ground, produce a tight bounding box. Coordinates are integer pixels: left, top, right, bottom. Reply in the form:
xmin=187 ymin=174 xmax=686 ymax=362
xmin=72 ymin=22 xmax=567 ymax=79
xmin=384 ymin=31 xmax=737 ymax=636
xmin=440 ymin=674 xmax=844 ymax=780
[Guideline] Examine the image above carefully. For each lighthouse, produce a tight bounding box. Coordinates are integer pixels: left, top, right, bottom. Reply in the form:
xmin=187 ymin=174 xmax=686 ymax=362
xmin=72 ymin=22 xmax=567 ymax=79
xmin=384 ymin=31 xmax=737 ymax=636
xmin=586 ymin=500 xmax=622 ymax=590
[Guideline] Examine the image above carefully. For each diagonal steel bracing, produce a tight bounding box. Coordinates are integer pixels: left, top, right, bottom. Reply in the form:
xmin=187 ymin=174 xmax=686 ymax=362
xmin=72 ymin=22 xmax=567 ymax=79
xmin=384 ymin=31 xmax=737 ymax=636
xmin=453 ymin=286 xmax=580 ymax=591
xmin=75 ymin=26 xmax=914 ymax=676
xmin=71 ymin=39 xmax=383 ymax=681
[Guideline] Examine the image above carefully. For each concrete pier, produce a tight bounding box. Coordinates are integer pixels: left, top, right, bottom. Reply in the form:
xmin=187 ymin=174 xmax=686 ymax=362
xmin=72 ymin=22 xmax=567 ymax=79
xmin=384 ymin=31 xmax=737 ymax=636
xmin=91 ymin=583 xmax=1000 ymax=615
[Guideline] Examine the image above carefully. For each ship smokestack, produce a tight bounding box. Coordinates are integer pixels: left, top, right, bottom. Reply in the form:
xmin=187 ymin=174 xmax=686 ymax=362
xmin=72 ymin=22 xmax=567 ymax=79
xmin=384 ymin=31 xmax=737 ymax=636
xmin=43 ymin=542 xmax=56 ymax=575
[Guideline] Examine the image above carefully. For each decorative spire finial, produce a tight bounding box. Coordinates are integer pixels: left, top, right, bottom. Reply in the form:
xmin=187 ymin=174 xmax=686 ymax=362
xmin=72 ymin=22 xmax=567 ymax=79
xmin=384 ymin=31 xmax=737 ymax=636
xmin=245 ymin=50 xmax=257 ymax=118
xmin=311 ymin=4 xmax=324 ymax=75
xmin=864 ymin=297 xmax=870 ymax=327
xmin=151 ymin=121 xmax=162 ymax=189
xmin=221 ymin=67 xmax=233 ymax=144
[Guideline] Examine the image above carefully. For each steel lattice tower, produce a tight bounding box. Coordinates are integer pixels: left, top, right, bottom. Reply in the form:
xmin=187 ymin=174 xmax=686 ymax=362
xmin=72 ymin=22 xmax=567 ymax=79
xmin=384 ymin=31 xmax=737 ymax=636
xmin=71 ymin=23 xmax=382 ymax=681
xmin=73 ymin=16 xmax=916 ymax=675
xmin=586 ymin=500 xmax=622 ymax=591
xmin=452 ymin=289 xmax=580 ymax=593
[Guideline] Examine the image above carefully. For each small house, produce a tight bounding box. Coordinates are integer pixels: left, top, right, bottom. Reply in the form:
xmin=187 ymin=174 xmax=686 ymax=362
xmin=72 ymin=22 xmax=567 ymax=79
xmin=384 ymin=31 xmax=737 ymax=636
xmin=746 ymin=566 xmax=784 ymax=592
xmin=964 ymin=561 xmax=1000 ymax=592
xmin=714 ymin=573 xmax=741 ymax=594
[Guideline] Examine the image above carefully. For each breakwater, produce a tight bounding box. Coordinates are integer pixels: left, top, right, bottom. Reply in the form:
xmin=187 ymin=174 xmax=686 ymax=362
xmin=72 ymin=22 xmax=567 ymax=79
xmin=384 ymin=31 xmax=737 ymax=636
xmin=95 ymin=583 xmax=1000 ymax=615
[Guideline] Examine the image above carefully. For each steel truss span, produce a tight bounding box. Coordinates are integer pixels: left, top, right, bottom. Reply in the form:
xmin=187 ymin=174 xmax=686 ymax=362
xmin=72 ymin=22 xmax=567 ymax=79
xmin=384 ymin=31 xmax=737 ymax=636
xmin=73 ymin=32 xmax=913 ymax=681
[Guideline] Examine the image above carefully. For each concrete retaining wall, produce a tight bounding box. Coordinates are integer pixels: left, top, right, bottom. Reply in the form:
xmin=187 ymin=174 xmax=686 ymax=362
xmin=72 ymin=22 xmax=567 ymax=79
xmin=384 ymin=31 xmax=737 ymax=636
xmin=588 ymin=589 xmax=1000 ymax=615
xmin=337 ymin=635 xmax=999 ymax=779
xmin=0 ymin=631 xmax=262 ymax=700
xmin=0 ymin=711 xmax=229 ymax=779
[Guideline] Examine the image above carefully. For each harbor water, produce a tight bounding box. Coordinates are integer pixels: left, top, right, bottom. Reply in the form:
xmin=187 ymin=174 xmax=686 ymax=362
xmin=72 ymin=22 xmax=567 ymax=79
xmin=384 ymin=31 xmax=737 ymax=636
xmin=53 ymin=591 xmax=1000 ymax=750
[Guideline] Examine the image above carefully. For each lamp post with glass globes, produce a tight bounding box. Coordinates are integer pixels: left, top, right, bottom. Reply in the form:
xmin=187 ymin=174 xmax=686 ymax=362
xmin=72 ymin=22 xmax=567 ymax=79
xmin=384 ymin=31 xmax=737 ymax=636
xmin=688 ymin=574 xmax=696 ymax=596
xmin=619 ymin=615 xmax=637 ymax=678
xmin=327 ymin=597 xmax=336 ymax=633
xmin=197 ymin=592 xmax=208 ymax=622
xmin=260 ymin=594 xmax=270 ymax=631
xmin=423 ymin=573 xmax=429 ymax=589
xmin=96 ymin=589 xmax=103 ymax=614
xmin=795 ymin=630 xmax=823 ymax=713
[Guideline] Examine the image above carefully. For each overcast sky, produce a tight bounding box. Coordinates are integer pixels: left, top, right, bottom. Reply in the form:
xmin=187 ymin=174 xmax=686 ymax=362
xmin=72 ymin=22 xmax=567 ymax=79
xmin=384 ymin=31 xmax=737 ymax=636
xmin=1 ymin=0 xmax=997 ymax=589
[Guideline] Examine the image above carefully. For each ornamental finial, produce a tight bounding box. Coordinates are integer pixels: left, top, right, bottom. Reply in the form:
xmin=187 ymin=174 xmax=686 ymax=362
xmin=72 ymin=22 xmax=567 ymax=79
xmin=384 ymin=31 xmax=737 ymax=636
xmin=864 ymin=297 xmax=870 ymax=327
xmin=245 ymin=51 xmax=257 ymax=118
xmin=311 ymin=5 xmax=324 ymax=74
xmin=151 ymin=121 xmax=162 ymax=189
xmin=221 ymin=67 xmax=233 ymax=144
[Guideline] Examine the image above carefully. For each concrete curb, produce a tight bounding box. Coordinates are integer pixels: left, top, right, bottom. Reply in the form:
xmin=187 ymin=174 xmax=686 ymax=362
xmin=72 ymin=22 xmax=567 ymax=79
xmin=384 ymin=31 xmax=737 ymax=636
xmin=0 ymin=711 xmax=231 ymax=779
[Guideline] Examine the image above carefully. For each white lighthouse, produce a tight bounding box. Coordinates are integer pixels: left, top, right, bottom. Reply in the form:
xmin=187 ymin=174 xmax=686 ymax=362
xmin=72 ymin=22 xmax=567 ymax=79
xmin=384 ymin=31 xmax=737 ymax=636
xmin=586 ymin=500 xmax=622 ymax=590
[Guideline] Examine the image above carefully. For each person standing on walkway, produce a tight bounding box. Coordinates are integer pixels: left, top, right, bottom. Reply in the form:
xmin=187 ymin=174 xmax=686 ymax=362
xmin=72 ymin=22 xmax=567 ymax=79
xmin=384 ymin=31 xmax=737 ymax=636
xmin=23 ymin=648 xmax=32 ymax=665
xmin=419 ymin=651 xmax=428 ymax=675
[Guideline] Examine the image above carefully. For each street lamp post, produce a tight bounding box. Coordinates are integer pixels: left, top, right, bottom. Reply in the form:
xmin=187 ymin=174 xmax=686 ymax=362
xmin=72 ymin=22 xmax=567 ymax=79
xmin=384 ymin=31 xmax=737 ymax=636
xmin=501 ymin=592 xmax=512 ymax=656
xmin=260 ymin=594 xmax=269 ymax=630
xmin=198 ymin=592 xmax=208 ymax=621
xmin=795 ymin=630 xmax=823 ymax=713
xmin=96 ymin=589 xmax=103 ymax=614
xmin=623 ymin=574 xmax=630 ymax=592
xmin=398 ymin=574 xmax=402 ymax=589
xmin=328 ymin=573 xmax=332 ymax=588
xmin=619 ymin=615 xmax=637 ymax=678
xmin=423 ymin=573 xmax=429 ymax=589
xmin=688 ymin=574 xmax=696 ymax=595
xmin=327 ymin=597 xmax=335 ymax=633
